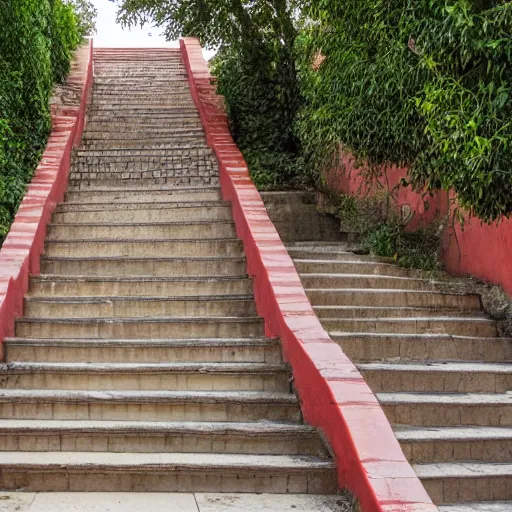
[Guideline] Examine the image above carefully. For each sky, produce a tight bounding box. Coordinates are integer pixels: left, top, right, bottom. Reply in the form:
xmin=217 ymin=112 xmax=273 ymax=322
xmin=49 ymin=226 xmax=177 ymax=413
xmin=91 ymin=0 xmax=177 ymax=48
xmin=90 ymin=0 xmax=215 ymax=59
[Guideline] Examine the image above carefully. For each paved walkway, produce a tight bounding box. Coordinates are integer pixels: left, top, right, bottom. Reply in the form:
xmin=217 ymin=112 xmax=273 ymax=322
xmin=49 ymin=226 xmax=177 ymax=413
xmin=0 ymin=493 xmax=348 ymax=511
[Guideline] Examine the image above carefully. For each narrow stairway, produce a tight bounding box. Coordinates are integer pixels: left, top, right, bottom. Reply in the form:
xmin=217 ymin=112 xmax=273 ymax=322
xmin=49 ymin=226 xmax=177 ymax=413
xmin=0 ymin=48 xmax=338 ymax=499
xmin=287 ymin=240 xmax=512 ymax=511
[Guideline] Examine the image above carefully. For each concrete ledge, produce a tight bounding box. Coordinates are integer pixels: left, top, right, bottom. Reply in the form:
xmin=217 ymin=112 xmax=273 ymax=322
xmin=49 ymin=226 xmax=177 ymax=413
xmin=0 ymin=40 xmax=94 ymax=357
xmin=180 ymin=37 xmax=438 ymax=512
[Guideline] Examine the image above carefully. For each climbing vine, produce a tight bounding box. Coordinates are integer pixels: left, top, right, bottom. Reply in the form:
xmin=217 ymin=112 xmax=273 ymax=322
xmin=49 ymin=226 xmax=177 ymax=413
xmin=295 ymin=0 xmax=512 ymax=222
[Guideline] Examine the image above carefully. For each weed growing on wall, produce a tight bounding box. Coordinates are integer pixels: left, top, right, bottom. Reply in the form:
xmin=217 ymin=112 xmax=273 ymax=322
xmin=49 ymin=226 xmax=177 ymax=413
xmin=336 ymin=193 xmax=442 ymax=271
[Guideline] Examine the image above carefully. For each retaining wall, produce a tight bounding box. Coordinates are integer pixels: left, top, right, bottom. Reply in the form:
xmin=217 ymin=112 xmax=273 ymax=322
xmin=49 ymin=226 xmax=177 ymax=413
xmin=327 ymin=152 xmax=512 ymax=296
xmin=0 ymin=40 xmax=93 ymax=357
xmin=181 ymin=37 xmax=437 ymax=512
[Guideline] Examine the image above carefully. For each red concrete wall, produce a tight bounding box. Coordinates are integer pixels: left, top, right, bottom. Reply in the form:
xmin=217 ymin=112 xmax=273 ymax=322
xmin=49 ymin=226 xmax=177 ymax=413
xmin=327 ymin=152 xmax=512 ymax=296
xmin=0 ymin=40 xmax=93 ymax=357
xmin=181 ymin=37 xmax=437 ymax=512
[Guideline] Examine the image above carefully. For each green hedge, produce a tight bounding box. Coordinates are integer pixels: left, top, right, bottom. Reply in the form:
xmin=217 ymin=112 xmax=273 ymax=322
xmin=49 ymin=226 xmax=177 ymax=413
xmin=0 ymin=0 xmax=81 ymax=238
xmin=295 ymin=0 xmax=512 ymax=222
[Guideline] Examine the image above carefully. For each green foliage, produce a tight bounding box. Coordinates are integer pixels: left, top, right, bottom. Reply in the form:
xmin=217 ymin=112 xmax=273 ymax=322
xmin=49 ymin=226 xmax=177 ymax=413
xmin=67 ymin=0 xmax=98 ymax=38
xmin=113 ymin=0 xmax=305 ymax=189
xmin=0 ymin=0 xmax=83 ymax=239
xmin=337 ymin=193 xmax=442 ymax=271
xmin=50 ymin=0 xmax=82 ymax=84
xmin=296 ymin=0 xmax=512 ymax=222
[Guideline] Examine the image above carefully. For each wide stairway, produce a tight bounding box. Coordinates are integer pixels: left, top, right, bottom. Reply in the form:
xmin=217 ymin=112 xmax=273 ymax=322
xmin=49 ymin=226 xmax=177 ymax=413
xmin=0 ymin=48 xmax=339 ymax=501
xmin=288 ymin=241 xmax=512 ymax=511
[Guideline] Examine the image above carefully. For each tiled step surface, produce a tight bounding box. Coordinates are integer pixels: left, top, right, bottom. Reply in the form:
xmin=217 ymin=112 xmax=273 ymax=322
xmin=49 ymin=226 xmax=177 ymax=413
xmin=286 ymin=240 xmax=512 ymax=508
xmin=0 ymin=48 xmax=337 ymax=498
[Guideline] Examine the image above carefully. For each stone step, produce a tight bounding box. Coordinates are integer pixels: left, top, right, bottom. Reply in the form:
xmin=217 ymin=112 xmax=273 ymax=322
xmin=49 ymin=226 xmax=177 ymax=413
xmin=395 ymin=425 xmax=512 ymax=463
xmin=333 ymin=332 xmax=512 ymax=362
xmin=86 ymin=107 xmax=199 ymax=116
xmin=379 ymin=392 xmax=512 ymax=426
xmin=37 ymin=256 xmax=247 ymax=279
xmin=83 ymin=128 xmax=205 ymax=140
xmin=53 ymin=203 xmax=232 ymax=223
xmin=47 ymin=221 xmax=236 ymax=240
xmin=4 ymin=337 xmax=282 ymax=364
xmin=300 ymin=273 xmax=445 ymax=291
xmin=74 ymin=147 xmax=212 ymax=158
xmin=306 ymin=288 xmax=481 ymax=310
xmin=0 ymin=390 xmax=300 ymax=422
xmin=358 ymin=361 xmax=512 ymax=392
xmin=0 ymin=451 xmax=336 ymax=493
xmin=0 ymin=362 xmax=289 ymax=392
xmin=0 ymin=419 xmax=327 ymax=456
xmin=63 ymin=186 xmax=222 ymax=203
xmin=294 ymin=258 xmax=417 ymax=276
xmin=82 ymin=139 xmax=206 ymax=150
xmin=415 ymin=462 xmax=512 ymax=504
xmin=15 ymin=316 xmax=265 ymax=340
xmin=439 ymin=502 xmax=512 ymax=512
xmin=85 ymin=115 xmax=201 ymax=125
xmin=314 ymin=305 xmax=483 ymax=319
xmin=322 ymin=317 xmax=497 ymax=337
xmin=288 ymin=247 xmax=386 ymax=261
xmin=67 ymin=176 xmax=220 ymax=189
xmin=43 ymin=238 xmax=243 ymax=258
xmin=24 ymin=295 xmax=257 ymax=318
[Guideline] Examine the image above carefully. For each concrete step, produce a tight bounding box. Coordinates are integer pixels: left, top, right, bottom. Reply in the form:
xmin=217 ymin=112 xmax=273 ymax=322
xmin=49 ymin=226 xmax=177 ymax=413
xmin=15 ymin=316 xmax=265 ymax=340
xmin=415 ymin=462 xmax=512 ymax=504
xmin=43 ymin=238 xmax=243 ymax=258
xmin=359 ymin=361 xmax=512 ymax=392
xmin=332 ymin=333 xmax=512 ymax=362
xmin=24 ymin=295 xmax=257 ymax=318
xmin=294 ymin=258 xmax=417 ymax=276
xmin=53 ymin=203 xmax=233 ymax=223
xmin=0 ymin=419 xmax=327 ymax=456
xmin=439 ymin=501 xmax=512 ymax=511
xmin=68 ymin=176 xmax=220 ymax=189
xmin=75 ymin=146 xmax=209 ymax=158
xmin=300 ymin=273 xmax=445 ymax=291
xmin=0 ymin=362 xmax=289 ymax=392
xmin=0 ymin=451 xmax=336 ymax=493
xmin=395 ymin=425 xmax=512 ymax=463
xmin=63 ymin=186 xmax=221 ymax=203
xmin=322 ymin=317 xmax=497 ymax=337
xmin=314 ymin=305 xmax=483 ymax=319
xmin=379 ymin=392 xmax=512 ymax=426
xmin=29 ymin=276 xmax=252 ymax=297
xmin=288 ymin=247 xmax=384 ymax=261
xmin=47 ymin=221 xmax=236 ymax=240
xmin=0 ymin=390 xmax=301 ymax=422
xmin=82 ymin=128 xmax=205 ymax=139
xmin=82 ymin=139 xmax=206 ymax=150
xmin=41 ymin=256 xmax=247 ymax=280
xmin=306 ymin=289 xmax=481 ymax=310
xmin=4 ymin=337 xmax=282 ymax=364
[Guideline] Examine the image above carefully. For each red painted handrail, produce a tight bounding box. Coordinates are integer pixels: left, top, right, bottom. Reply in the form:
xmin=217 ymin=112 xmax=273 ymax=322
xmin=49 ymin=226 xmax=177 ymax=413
xmin=180 ymin=36 xmax=437 ymax=512
xmin=0 ymin=40 xmax=93 ymax=358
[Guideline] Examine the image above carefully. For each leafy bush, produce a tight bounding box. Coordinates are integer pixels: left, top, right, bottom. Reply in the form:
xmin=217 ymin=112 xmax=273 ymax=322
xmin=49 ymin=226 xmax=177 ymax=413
xmin=0 ymin=0 xmax=84 ymax=239
xmin=212 ymin=43 xmax=304 ymax=189
xmin=336 ymin=192 xmax=442 ymax=270
xmin=296 ymin=0 xmax=512 ymax=222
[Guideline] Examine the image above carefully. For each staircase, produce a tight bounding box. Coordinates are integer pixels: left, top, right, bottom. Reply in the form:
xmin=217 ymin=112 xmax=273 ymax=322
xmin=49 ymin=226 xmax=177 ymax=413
xmin=287 ymin=241 xmax=512 ymax=511
xmin=0 ymin=48 xmax=339 ymax=501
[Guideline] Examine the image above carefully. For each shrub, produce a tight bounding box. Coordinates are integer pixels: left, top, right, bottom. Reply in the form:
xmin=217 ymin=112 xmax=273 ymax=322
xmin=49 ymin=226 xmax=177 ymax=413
xmin=295 ymin=0 xmax=512 ymax=222
xmin=0 ymin=0 xmax=83 ymax=239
